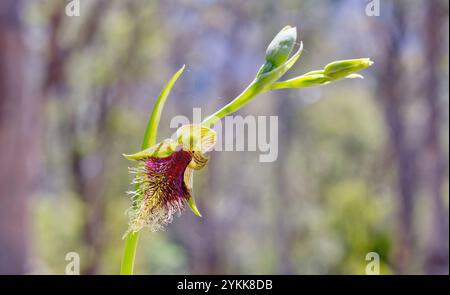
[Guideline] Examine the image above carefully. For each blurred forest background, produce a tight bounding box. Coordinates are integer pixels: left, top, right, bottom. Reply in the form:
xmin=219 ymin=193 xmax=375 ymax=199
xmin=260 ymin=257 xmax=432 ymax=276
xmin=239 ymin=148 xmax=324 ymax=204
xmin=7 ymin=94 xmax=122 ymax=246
xmin=0 ymin=0 xmax=448 ymax=275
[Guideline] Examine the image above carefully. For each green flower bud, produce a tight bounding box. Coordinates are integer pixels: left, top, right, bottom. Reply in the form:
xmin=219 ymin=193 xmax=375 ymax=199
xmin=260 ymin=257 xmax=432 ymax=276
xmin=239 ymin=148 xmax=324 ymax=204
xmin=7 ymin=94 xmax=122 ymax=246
xmin=324 ymin=58 xmax=373 ymax=80
xmin=264 ymin=26 xmax=297 ymax=72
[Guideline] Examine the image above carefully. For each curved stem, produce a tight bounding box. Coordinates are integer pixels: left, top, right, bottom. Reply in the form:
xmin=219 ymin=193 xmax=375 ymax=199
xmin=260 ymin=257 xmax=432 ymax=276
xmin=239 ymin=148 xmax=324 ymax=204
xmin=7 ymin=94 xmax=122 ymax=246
xmin=202 ymin=81 xmax=264 ymax=127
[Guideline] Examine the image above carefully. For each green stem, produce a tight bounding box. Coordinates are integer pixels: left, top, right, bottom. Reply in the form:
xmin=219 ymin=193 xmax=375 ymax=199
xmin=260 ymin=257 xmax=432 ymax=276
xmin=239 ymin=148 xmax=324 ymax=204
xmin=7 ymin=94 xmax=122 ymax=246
xmin=120 ymin=231 xmax=139 ymax=274
xmin=202 ymin=81 xmax=265 ymax=127
xmin=120 ymin=65 xmax=185 ymax=275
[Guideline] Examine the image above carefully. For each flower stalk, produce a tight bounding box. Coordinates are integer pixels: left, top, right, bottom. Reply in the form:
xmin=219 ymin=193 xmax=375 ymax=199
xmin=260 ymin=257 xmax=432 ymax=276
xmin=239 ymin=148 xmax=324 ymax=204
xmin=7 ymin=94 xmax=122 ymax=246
xmin=202 ymin=28 xmax=372 ymax=127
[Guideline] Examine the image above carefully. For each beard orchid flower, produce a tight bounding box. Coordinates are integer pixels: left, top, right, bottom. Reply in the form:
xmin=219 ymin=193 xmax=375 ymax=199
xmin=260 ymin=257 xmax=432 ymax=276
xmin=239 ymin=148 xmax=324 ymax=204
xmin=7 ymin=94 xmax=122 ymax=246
xmin=124 ymin=125 xmax=217 ymax=233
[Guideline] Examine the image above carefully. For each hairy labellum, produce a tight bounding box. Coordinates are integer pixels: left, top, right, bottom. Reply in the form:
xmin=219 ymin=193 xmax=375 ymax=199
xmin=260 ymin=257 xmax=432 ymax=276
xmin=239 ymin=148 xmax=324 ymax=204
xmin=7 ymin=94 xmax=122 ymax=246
xmin=124 ymin=124 xmax=217 ymax=234
xmin=127 ymin=150 xmax=193 ymax=232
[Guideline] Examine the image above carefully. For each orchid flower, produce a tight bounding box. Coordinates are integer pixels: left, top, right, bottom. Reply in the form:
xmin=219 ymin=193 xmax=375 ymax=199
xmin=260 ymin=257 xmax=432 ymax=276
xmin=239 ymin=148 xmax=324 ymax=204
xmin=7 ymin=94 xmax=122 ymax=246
xmin=121 ymin=26 xmax=373 ymax=274
xmin=124 ymin=125 xmax=217 ymax=233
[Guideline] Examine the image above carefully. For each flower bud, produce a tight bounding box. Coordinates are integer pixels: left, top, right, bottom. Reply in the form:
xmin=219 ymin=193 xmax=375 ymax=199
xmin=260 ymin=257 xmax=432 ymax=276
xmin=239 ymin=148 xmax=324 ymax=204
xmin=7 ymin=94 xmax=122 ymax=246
xmin=264 ymin=26 xmax=297 ymax=71
xmin=324 ymin=58 xmax=373 ymax=80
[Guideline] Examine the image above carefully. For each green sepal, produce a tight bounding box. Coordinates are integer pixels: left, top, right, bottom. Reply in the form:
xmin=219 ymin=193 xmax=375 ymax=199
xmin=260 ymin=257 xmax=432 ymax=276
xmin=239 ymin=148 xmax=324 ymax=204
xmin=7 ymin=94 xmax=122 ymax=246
xmin=142 ymin=65 xmax=185 ymax=149
xmin=123 ymin=139 xmax=179 ymax=160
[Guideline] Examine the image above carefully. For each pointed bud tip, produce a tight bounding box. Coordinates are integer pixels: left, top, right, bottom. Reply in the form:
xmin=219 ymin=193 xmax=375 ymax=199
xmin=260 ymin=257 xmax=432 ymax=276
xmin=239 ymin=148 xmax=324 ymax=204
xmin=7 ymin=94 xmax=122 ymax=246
xmin=282 ymin=25 xmax=297 ymax=34
xmin=361 ymin=58 xmax=374 ymax=66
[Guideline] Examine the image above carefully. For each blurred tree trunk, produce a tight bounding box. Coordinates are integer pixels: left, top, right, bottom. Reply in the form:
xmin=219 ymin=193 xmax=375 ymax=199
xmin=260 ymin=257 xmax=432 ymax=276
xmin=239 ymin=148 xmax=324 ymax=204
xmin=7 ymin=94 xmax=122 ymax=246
xmin=69 ymin=130 xmax=106 ymax=275
xmin=373 ymin=3 xmax=418 ymax=274
xmin=422 ymin=0 xmax=449 ymax=274
xmin=0 ymin=0 xmax=35 ymax=274
xmin=374 ymin=1 xmax=449 ymax=274
xmin=68 ymin=87 xmax=113 ymax=275
xmin=43 ymin=1 xmax=109 ymax=274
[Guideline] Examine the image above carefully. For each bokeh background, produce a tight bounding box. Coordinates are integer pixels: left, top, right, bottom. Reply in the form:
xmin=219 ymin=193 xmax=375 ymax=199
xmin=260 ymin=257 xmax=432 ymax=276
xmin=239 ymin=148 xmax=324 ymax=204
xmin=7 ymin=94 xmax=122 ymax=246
xmin=0 ymin=0 xmax=448 ymax=275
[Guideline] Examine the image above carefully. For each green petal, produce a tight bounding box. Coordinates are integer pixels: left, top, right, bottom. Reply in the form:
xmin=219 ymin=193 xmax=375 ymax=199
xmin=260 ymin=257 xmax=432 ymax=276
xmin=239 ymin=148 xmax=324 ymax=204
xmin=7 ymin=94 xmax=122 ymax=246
xmin=187 ymin=196 xmax=202 ymax=217
xmin=184 ymin=167 xmax=202 ymax=217
xmin=188 ymin=152 xmax=209 ymax=170
xmin=176 ymin=124 xmax=217 ymax=153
